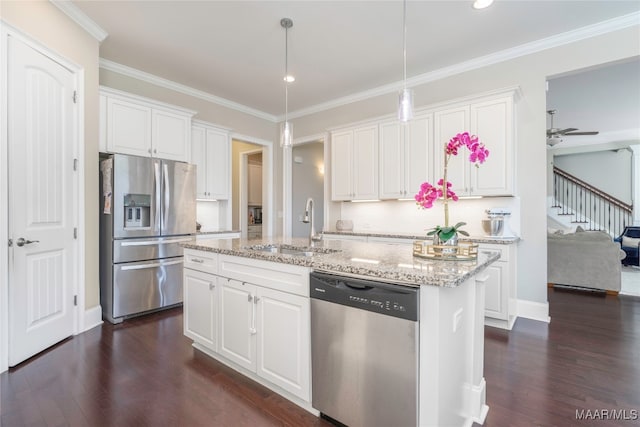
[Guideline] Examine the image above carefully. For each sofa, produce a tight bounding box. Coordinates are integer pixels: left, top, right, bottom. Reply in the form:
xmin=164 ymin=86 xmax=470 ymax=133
xmin=547 ymin=230 xmax=626 ymax=293
xmin=615 ymin=226 xmax=640 ymax=266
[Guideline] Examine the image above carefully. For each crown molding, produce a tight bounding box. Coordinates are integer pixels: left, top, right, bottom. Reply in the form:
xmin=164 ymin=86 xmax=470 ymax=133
xmin=285 ymin=11 xmax=640 ymax=120
xmin=99 ymin=59 xmax=278 ymax=123
xmin=49 ymin=0 xmax=108 ymax=42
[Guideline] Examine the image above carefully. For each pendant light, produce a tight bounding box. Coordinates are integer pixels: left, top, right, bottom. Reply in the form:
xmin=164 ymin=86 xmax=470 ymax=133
xmin=397 ymin=0 xmax=413 ymax=122
xmin=280 ymin=18 xmax=293 ymax=148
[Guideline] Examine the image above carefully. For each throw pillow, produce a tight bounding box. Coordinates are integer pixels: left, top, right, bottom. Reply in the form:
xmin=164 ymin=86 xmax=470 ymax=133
xmin=622 ymin=236 xmax=640 ymax=247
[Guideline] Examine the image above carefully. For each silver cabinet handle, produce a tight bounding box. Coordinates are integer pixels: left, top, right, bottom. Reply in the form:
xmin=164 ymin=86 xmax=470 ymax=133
xmin=190 ymin=258 xmax=204 ymax=263
xmin=16 ymin=238 xmax=39 ymax=247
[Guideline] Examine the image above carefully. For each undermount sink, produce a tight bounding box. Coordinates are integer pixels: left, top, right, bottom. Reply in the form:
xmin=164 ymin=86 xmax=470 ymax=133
xmin=246 ymin=244 xmax=339 ymax=257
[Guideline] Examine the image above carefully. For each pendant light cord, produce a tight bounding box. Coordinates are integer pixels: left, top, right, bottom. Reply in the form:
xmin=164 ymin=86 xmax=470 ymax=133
xmin=285 ymin=23 xmax=289 ymax=123
xmin=402 ymin=0 xmax=407 ymax=89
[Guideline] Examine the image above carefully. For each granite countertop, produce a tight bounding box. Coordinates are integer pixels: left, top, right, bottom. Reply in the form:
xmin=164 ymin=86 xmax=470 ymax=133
xmin=323 ymin=230 xmax=520 ymax=245
xmin=182 ymin=237 xmax=501 ymax=288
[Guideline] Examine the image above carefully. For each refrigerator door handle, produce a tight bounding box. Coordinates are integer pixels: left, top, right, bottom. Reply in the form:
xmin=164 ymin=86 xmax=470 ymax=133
xmin=162 ymin=162 xmax=170 ymax=233
xmin=120 ymin=237 xmax=193 ymax=247
xmin=154 ymin=159 xmax=162 ymax=234
xmin=120 ymin=259 xmax=183 ymax=271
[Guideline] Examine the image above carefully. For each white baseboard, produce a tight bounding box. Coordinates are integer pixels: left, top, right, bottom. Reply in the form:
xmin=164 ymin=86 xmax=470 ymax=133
xmin=517 ymin=299 xmax=550 ymax=323
xmin=83 ymin=305 xmax=103 ymax=332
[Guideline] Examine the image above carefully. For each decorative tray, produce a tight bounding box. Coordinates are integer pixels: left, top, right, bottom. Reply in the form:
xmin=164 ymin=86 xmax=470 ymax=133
xmin=412 ymin=240 xmax=479 ymax=260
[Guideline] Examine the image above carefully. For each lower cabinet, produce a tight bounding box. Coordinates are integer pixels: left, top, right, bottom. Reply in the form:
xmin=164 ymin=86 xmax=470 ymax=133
xmin=184 ymin=268 xmax=218 ymax=351
xmin=184 ymin=252 xmax=311 ymax=403
xmin=479 ymin=243 xmax=517 ymax=330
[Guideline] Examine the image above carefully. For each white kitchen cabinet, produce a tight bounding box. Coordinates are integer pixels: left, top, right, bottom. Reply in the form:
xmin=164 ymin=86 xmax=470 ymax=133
xmin=183 ymin=268 xmax=218 ymax=351
xmin=479 ymin=243 xmax=517 ymax=330
xmin=433 ymin=95 xmax=514 ymax=197
xmin=256 ymin=286 xmax=310 ymax=401
xmin=248 ymin=163 xmax=262 ymax=206
xmin=379 ymin=113 xmax=433 ymax=199
xmin=469 ymin=96 xmax=514 ymax=196
xmin=152 ymin=108 xmax=191 ymax=161
xmin=101 ymin=88 xmax=195 ymax=162
xmin=219 ymin=278 xmax=257 ymax=372
xmin=106 ymin=96 xmax=152 ymax=158
xmin=218 ymin=274 xmax=310 ymax=401
xmin=331 ymin=124 xmax=378 ymax=201
xmin=191 ymin=122 xmax=230 ymax=200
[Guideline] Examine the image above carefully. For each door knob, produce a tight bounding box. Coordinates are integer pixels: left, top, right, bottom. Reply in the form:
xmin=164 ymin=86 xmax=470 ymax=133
xmin=16 ymin=238 xmax=39 ymax=247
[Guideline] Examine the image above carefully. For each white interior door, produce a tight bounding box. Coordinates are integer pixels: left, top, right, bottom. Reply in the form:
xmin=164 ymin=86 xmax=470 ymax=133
xmin=7 ymin=35 xmax=77 ymax=366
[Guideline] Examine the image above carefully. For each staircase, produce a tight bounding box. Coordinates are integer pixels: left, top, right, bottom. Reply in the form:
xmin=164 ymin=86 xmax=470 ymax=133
xmin=550 ymin=166 xmax=633 ymax=238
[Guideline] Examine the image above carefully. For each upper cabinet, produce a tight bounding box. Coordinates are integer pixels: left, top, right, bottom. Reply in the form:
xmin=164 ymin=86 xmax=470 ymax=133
xmin=100 ymin=87 xmax=196 ymax=162
xmin=330 ymin=89 xmax=515 ymax=202
xmin=433 ymin=93 xmax=515 ymax=197
xmin=379 ymin=113 xmax=433 ymax=199
xmin=191 ymin=121 xmax=230 ymax=200
xmin=331 ymin=124 xmax=378 ymax=201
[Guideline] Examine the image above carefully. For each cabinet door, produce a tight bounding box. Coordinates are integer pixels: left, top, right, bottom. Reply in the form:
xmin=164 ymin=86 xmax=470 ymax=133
xmin=434 ymin=106 xmax=470 ymax=195
xmin=248 ymin=163 xmax=262 ymax=206
xmin=353 ymin=125 xmax=379 ymax=200
xmin=183 ymin=269 xmax=217 ymax=350
xmin=219 ymin=279 xmax=256 ymax=371
xmin=406 ymin=113 xmax=433 ymax=197
xmin=106 ymin=97 xmax=152 ymax=157
xmin=191 ymin=125 xmax=209 ymax=199
xmin=331 ymin=130 xmax=354 ymax=201
xmin=470 ymin=96 xmax=514 ymax=196
xmin=379 ymin=121 xmax=405 ymax=199
xmin=484 ymin=262 xmax=507 ymax=320
xmin=207 ymin=128 xmax=230 ymax=200
xmin=152 ymin=108 xmax=191 ymax=162
xmin=256 ymin=287 xmax=310 ymax=401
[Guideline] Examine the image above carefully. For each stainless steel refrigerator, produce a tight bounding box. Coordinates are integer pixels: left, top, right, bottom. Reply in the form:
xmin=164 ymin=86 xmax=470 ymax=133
xmin=99 ymin=153 xmax=196 ymax=323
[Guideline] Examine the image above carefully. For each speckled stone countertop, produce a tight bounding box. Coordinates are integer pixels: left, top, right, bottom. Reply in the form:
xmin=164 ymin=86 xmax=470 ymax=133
xmin=323 ymin=230 xmax=520 ymax=245
xmin=182 ymin=237 xmax=501 ymax=288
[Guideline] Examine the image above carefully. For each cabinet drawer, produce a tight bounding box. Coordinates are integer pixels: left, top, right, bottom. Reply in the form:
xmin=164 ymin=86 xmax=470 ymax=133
xmin=219 ymin=255 xmax=310 ymax=297
xmin=478 ymin=243 xmax=509 ymax=262
xmin=184 ymin=249 xmax=218 ymax=274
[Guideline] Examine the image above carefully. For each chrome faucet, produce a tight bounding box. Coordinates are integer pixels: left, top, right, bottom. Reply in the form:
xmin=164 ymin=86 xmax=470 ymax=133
xmin=303 ymin=197 xmax=322 ymax=246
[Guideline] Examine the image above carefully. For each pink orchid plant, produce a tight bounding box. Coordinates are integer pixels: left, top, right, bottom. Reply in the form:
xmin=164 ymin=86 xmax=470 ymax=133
xmin=415 ymin=132 xmax=489 ymax=242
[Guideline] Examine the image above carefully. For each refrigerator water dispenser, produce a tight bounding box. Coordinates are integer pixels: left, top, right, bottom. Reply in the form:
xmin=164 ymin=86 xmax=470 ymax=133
xmin=124 ymin=194 xmax=151 ymax=229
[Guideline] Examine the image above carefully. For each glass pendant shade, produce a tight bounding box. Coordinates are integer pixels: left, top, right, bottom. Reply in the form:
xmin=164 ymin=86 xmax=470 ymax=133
xmin=280 ymin=121 xmax=293 ymax=147
xmin=398 ymin=88 xmax=414 ymax=122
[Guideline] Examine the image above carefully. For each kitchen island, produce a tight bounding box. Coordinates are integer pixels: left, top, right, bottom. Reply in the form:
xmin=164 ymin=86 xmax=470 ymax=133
xmin=181 ymin=237 xmax=499 ymax=427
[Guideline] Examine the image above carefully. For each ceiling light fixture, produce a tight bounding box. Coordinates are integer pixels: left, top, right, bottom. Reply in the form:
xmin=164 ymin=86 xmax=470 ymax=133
xmin=280 ymin=17 xmax=294 ymax=148
xmin=398 ymin=0 xmax=413 ymax=122
xmin=472 ymin=0 xmax=494 ymax=10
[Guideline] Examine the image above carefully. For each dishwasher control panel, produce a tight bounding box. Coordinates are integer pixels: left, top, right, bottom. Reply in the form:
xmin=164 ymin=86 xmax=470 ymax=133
xmin=310 ymin=272 xmax=418 ymax=321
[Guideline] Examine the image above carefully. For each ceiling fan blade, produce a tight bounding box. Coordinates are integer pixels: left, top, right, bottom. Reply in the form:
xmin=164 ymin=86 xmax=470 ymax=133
xmin=556 ymin=128 xmax=578 ymax=135
xmin=564 ymin=131 xmax=600 ymax=136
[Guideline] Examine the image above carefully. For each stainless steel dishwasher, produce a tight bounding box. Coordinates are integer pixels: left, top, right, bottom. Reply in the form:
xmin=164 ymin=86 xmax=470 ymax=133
xmin=310 ymin=271 xmax=419 ymax=427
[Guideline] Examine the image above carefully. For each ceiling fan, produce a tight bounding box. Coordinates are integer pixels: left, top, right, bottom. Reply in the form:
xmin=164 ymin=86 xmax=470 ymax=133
xmin=546 ymin=109 xmax=599 ymax=146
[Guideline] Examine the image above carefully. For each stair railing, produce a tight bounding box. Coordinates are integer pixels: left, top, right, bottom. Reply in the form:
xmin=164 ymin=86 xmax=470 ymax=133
xmin=552 ymin=166 xmax=633 ymax=238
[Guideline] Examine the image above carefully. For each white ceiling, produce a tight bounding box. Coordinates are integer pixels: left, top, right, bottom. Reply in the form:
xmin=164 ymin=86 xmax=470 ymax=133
xmin=73 ymin=0 xmax=640 ymax=119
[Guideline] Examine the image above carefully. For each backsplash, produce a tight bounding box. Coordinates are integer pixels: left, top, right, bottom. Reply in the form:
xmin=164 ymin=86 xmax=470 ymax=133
xmin=196 ymin=201 xmax=221 ymax=232
xmin=334 ymin=197 xmax=521 ymax=237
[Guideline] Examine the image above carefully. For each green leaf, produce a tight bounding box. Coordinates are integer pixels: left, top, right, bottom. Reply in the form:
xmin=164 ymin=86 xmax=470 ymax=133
xmin=454 ymin=222 xmax=466 ymax=229
xmin=457 ymin=230 xmax=470 ymax=236
xmin=439 ymin=229 xmax=456 ymax=241
xmin=426 ymin=230 xmax=437 ymax=236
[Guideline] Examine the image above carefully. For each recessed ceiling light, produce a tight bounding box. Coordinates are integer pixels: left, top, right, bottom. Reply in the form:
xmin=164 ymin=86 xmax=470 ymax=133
xmin=472 ymin=0 xmax=494 ymax=9
xmin=284 ymin=75 xmax=295 ymax=83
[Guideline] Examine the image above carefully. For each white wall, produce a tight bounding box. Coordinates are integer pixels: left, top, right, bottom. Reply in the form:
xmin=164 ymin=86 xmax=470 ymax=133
xmin=554 ymin=149 xmax=633 ymax=204
xmin=293 ymin=25 xmax=640 ymax=306
xmin=292 ymin=142 xmax=325 ymax=238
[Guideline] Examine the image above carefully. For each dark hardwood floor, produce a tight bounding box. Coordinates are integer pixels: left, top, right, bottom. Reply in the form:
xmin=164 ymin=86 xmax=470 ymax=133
xmin=2 ymin=288 xmax=639 ymax=427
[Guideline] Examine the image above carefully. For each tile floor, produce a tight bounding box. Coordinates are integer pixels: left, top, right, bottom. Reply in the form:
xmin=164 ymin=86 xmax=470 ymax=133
xmin=621 ymin=265 xmax=640 ymax=296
